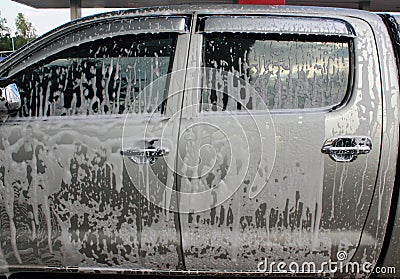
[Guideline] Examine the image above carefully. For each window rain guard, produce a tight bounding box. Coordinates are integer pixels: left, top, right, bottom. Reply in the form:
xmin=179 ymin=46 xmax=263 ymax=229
xmin=201 ymin=16 xmax=355 ymax=37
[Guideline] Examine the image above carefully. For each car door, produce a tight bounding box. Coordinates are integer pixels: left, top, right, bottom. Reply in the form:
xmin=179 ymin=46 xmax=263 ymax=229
xmin=177 ymin=13 xmax=383 ymax=273
xmin=0 ymin=15 xmax=190 ymax=272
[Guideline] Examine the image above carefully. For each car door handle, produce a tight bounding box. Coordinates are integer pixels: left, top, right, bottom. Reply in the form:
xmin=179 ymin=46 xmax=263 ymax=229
xmin=121 ymin=147 xmax=169 ymax=165
xmin=321 ymin=136 xmax=372 ymax=163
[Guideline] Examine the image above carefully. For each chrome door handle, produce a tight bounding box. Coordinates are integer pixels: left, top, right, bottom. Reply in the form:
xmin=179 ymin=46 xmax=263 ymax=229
xmin=121 ymin=147 xmax=169 ymax=165
xmin=321 ymin=136 xmax=372 ymax=163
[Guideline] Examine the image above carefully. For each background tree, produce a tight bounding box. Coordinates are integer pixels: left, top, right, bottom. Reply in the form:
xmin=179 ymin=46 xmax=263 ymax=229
xmin=0 ymin=16 xmax=10 ymax=37
xmin=0 ymin=13 xmax=37 ymax=52
xmin=14 ymin=12 xmax=37 ymax=49
xmin=0 ymin=16 xmax=12 ymax=51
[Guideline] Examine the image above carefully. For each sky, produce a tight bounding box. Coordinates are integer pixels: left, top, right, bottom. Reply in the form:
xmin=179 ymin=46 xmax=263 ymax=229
xmin=0 ymin=0 xmax=125 ymax=36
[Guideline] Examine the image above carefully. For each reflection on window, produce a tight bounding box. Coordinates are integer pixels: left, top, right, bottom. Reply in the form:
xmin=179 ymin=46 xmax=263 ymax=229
xmin=12 ymin=34 xmax=176 ymax=117
xmin=201 ymin=34 xmax=350 ymax=111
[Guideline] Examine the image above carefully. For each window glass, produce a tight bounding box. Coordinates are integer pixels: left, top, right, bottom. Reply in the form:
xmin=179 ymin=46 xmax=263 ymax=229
xmin=12 ymin=34 xmax=177 ymax=117
xmin=201 ymin=34 xmax=350 ymax=111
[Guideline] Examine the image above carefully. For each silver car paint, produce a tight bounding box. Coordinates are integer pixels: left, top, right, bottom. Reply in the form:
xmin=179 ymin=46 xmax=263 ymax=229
xmin=0 ymin=15 xmax=191 ymax=272
xmin=378 ymin=13 xmax=400 ymax=278
xmin=177 ymin=11 xmax=387 ymax=272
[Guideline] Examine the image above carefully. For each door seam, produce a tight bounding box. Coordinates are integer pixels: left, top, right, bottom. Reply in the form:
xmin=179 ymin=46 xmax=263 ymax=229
xmin=173 ymin=12 xmax=197 ymax=271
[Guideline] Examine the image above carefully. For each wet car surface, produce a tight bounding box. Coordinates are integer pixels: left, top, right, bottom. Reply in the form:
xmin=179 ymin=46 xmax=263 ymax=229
xmin=0 ymin=4 xmax=399 ymax=278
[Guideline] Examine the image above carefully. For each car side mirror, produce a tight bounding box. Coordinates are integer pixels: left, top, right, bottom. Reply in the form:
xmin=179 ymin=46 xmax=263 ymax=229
xmin=0 ymin=83 xmax=21 ymax=116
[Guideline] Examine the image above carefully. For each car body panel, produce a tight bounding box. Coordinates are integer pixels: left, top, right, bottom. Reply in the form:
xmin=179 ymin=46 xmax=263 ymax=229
xmin=376 ymin=14 xmax=400 ymax=278
xmin=0 ymin=15 xmax=192 ymax=272
xmin=177 ymin=11 xmax=386 ymax=273
xmin=349 ymin=12 xmax=399 ymax=271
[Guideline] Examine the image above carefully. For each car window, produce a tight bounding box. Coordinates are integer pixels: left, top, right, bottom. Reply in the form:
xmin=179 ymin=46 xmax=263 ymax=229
xmin=11 ymin=33 xmax=177 ymax=118
xmin=201 ymin=33 xmax=351 ymax=111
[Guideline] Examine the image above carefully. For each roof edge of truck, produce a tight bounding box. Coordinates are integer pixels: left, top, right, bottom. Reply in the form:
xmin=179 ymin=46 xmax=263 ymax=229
xmin=0 ymin=4 xmax=379 ymax=76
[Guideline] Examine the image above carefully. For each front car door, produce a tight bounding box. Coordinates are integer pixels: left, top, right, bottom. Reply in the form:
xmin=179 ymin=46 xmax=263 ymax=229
xmin=178 ymin=9 xmax=384 ymax=274
xmin=0 ymin=13 xmax=190 ymax=273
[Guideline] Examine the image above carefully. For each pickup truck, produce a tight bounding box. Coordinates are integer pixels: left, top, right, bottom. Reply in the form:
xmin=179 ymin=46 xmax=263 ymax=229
xmin=0 ymin=5 xmax=399 ymax=278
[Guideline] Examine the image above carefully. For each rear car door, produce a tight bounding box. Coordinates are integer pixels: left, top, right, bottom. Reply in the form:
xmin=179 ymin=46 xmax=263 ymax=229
xmin=178 ymin=13 xmax=383 ymax=273
xmin=0 ymin=15 xmax=189 ymax=272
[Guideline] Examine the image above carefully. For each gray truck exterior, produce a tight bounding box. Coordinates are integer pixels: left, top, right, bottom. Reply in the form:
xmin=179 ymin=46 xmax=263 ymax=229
xmin=0 ymin=5 xmax=399 ymax=278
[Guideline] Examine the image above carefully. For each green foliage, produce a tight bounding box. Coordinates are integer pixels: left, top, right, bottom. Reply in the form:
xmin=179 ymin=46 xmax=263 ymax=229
xmin=13 ymin=35 xmax=30 ymax=50
xmin=0 ymin=36 xmax=12 ymax=51
xmin=0 ymin=16 xmax=11 ymax=51
xmin=0 ymin=16 xmax=10 ymax=38
xmin=0 ymin=13 xmax=38 ymax=52
xmin=15 ymin=12 xmax=37 ymax=41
